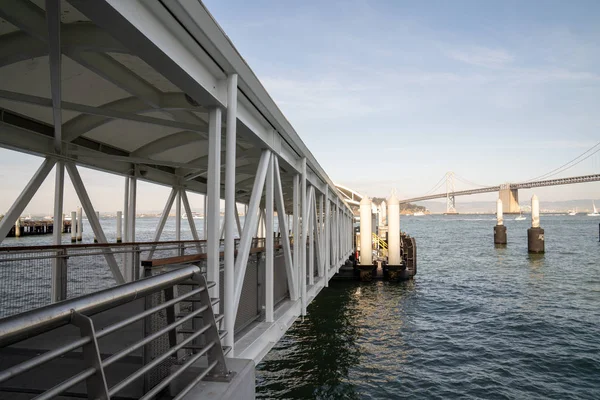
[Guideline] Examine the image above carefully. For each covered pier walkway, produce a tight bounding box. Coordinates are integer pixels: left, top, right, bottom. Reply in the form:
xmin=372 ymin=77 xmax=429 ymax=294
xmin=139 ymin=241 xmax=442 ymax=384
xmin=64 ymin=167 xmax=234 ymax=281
xmin=0 ymin=1 xmax=354 ymax=398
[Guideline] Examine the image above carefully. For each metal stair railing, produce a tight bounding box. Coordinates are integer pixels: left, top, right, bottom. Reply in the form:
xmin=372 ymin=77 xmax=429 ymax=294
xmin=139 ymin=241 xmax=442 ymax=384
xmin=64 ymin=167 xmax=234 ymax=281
xmin=0 ymin=264 xmax=231 ymax=399
xmin=372 ymin=232 xmax=388 ymax=258
xmin=372 ymin=233 xmax=388 ymax=250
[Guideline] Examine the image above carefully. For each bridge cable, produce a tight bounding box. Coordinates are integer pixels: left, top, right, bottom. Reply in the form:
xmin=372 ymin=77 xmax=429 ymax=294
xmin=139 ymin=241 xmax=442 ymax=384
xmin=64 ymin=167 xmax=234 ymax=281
xmin=524 ymin=141 xmax=600 ymax=182
xmin=420 ymin=174 xmax=448 ymax=196
xmin=453 ymin=174 xmax=491 ymax=188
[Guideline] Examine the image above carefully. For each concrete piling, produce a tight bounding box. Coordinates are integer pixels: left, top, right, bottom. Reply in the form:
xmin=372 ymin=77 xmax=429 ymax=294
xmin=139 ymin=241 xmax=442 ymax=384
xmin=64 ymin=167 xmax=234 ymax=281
xmin=15 ymin=218 xmax=20 ymax=238
xmin=359 ymin=197 xmax=372 ymax=265
xmin=387 ymin=192 xmax=401 ymax=265
xmin=494 ymin=198 xmax=507 ymax=245
xmin=76 ymin=207 xmax=83 ymax=242
xmin=527 ymin=194 xmax=544 ymax=253
xmin=117 ymin=211 xmax=122 ymax=243
xmin=358 ymin=197 xmax=375 ymax=281
xmin=71 ymin=211 xmax=76 ymax=242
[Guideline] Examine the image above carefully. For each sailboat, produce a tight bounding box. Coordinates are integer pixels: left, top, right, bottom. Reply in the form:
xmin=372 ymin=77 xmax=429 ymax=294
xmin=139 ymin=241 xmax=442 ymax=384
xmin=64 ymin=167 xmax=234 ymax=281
xmin=588 ymin=201 xmax=599 ymax=217
xmin=568 ymin=207 xmax=577 ymax=216
xmin=515 ymin=211 xmax=526 ymax=221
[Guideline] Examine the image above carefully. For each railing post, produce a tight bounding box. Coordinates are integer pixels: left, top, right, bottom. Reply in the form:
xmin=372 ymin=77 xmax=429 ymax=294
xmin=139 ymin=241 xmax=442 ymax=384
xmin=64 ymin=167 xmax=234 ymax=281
xmin=133 ymin=245 xmax=141 ymax=281
xmin=71 ymin=311 xmax=110 ymax=399
xmin=51 ymin=248 xmax=68 ymax=302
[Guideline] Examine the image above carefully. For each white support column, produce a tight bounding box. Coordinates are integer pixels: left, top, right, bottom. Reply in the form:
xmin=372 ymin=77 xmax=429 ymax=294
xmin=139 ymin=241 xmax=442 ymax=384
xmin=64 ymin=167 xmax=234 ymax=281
xmin=46 ymin=0 xmax=62 ymax=154
xmin=66 ymin=163 xmax=125 ymax=284
xmin=273 ymin=156 xmax=296 ymax=299
xmin=348 ymin=213 xmax=352 ymax=255
xmin=176 ymin=188 xmax=181 ymax=242
xmin=207 ymin=107 xmax=222 ymax=302
xmin=331 ymin=202 xmax=336 ymax=268
xmin=127 ymin=175 xmax=137 ymax=280
xmin=93 ymin=211 xmax=100 ymax=243
xmin=123 ymin=176 xmax=129 ymax=241
xmin=0 ymin=158 xmax=55 ymax=242
xmin=337 ymin=202 xmax=342 ymax=266
xmin=335 ymin=200 xmax=340 ymax=267
xmin=318 ymin=193 xmax=324 ymax=277
xmin=311 ymin=191 xmax=322 ymax=282
xmin=265 ymin=155 xmax=274 ymax=323
xmin=324 ymin=191 xmax=330 ymax=287
xmin=220 ymin=216 xmax=226 ymax=240
xmin=203 ymin=195 xmax=208 ymax=240
xmin=300 ymin=158 xmax=307 ymax=315
xmin=292 ymin=174 xmax=300 ymax=300
xmin=147 ymin=188 xmax=177 ymax=259
xmin=257 ymin=210 xmax=266 ymax=238
xmin=123 ymin=176 xmax=130 ymax=271
xmin=224 ymin=73 xmax=238 ymax=352
xmin=48 ymin=0 xmax=64 ymax=303
xmin=51 ymin=160 xmax=65 ymax=303
xmin=233 ymin=150 xmax=271 ymax=319
xmin=234 ymin=203 xmax=242 ymax=237
xmin=116 ymin=211 xmax=122 ymax=243
xmin=307 ymin=187 xmax=314 ymax=286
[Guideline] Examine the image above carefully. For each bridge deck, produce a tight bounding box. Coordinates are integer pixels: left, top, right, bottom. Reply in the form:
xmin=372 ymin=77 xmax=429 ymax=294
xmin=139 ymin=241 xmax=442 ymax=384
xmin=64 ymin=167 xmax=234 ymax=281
xmin=400 ymin=174 xmax=600 ymax=204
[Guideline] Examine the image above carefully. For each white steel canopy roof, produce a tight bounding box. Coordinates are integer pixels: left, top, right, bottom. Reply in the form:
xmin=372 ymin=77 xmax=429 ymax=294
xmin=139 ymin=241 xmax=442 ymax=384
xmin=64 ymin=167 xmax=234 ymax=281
xmin=0 ymin=0 xmax=351 ymax=211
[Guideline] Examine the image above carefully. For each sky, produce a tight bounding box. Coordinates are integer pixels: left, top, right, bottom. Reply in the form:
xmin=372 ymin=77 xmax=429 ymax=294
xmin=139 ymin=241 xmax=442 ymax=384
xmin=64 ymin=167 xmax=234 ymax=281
xmin=1 ymin=0 xmax=600 ymax=214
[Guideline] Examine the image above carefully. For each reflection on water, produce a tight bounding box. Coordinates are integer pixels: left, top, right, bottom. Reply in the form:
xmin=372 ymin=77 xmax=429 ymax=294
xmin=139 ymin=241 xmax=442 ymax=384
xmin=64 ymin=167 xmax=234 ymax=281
xmin=257 ymin=281 xmax=362 ymax=399
xmin=257 ymin=215 xmax=600 ymax=399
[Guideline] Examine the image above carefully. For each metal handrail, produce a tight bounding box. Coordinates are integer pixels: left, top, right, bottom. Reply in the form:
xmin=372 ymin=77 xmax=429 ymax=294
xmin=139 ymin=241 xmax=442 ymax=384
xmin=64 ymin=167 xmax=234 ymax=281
xmin=0 ymin=264 xmax=229 ymax=398
xmin=0 ymin=239 xmax=216 ymax=253
xmin=0 ymin=264 xmax=199 ymax=347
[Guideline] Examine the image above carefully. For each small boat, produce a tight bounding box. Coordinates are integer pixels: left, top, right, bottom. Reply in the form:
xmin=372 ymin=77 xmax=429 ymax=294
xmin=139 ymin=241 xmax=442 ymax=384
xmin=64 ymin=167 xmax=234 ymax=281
xmin=588 ymin=201 xmax=599 ymax=217
xmin=568 ymin=207 xmax=577 ymax=216
xmin=515 ymin=212 xmax=526 ymax=221
xmin=413 ymin=211 xmax=425 ymax=216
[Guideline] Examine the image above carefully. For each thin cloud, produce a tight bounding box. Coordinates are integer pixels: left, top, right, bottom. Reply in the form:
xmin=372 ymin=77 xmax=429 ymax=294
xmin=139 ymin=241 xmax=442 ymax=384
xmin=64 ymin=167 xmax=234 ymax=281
xmin=446 ymin=46 xmax=514 ymax=68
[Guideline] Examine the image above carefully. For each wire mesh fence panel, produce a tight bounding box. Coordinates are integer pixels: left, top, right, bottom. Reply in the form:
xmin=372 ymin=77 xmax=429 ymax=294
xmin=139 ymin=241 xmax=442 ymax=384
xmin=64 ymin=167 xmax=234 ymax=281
xmin=273 ymin=249 xmax=289 ymax=305
xmin=65 ymin=247 xmax=121 ymax=299
xmin=235 ymin=253 xmax=260 ymax=334
xmin=0 ymin=250 xmax=54 ymax=318
xmin=142 ymin=266 xmax=186 ymax=391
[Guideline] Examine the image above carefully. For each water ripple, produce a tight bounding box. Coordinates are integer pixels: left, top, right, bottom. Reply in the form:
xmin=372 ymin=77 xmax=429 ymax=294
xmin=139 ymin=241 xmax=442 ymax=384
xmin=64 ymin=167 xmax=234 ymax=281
xmin=257 ymin=215 xmax=600 ymax=399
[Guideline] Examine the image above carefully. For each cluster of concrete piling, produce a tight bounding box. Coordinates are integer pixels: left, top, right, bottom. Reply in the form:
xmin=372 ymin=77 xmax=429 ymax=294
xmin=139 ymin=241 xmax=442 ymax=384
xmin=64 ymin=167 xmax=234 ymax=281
xmin=494 ymin=194 xmax=544 ymax=253
xmin=354 ymin=192 xmax=417 ymax=281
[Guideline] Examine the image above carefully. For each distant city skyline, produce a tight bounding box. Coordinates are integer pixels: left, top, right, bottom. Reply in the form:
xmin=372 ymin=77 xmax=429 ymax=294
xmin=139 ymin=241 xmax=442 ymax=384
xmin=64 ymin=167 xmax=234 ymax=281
xmin=1 ymin=0 xmax=600 ymax=214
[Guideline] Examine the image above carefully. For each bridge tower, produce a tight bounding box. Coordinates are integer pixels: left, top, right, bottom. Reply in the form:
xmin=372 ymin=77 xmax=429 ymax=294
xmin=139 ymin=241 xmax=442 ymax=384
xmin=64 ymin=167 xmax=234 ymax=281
xmin=499 ymin=184 xmax=520 ymax=214
xmin=445 ymin=172 xmax=458 ymax=214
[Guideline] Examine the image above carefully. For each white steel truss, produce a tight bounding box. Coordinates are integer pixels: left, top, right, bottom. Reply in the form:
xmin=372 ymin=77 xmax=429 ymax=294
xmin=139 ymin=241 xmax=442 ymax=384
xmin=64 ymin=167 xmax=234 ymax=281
xmin=0 ymin=0 xmax=355 ymax=368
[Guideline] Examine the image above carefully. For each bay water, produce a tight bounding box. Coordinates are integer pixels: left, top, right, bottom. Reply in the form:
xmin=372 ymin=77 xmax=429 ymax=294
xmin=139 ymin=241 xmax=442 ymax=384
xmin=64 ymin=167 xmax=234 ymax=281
xmin=256 ymin=214 xmax=600 ymax=399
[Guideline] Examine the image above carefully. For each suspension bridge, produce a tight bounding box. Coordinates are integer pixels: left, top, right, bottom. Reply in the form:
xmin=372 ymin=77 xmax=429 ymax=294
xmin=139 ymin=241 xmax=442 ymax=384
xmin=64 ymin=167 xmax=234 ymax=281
xmin=401 ymin=142 xmax=600 ymax=213
xmin=401 ymin=172 xmax=600 ymax=214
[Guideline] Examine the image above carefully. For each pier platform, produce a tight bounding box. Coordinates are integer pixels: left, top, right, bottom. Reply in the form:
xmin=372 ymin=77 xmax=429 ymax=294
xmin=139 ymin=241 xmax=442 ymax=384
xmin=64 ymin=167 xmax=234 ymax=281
xmin=5 ymin=219 xmax=72 ymax=238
